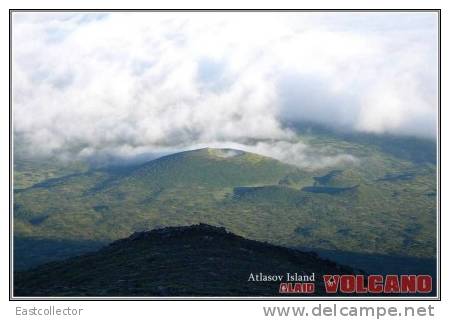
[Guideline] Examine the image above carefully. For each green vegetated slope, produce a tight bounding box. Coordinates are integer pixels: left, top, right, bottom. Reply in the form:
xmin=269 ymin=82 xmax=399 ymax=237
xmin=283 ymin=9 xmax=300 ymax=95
xmin=14 ymin=148 xmax=295 ymax=241
xmin=14 ymin=224 xmax=356 ymax=296
xmin=14 ymin=157 xmax=89 ymax=190
xmin=14 ymin=135 xmax=437 ymax=270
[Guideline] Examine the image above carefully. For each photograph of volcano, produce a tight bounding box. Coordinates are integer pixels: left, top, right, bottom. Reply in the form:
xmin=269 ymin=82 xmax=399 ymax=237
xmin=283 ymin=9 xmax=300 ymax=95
xmin=11 ymin=11 xmax=439 ymax=298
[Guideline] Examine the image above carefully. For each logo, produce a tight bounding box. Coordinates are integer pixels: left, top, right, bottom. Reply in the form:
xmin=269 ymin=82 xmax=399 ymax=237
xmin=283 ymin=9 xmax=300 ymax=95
xmin=323 ymin=275 xmax=432 ymax=294
xmin=279 ymin=282 xmax=315 ymax=294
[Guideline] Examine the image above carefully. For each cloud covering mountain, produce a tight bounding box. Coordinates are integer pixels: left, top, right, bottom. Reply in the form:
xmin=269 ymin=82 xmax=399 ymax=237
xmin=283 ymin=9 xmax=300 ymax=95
xmin=12 ymin=12 xmax=438 ymax=166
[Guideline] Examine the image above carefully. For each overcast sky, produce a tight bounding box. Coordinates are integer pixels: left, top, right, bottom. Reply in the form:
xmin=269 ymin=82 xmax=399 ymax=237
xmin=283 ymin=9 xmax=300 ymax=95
xmin=12 ymin=12 xmax=438 ymax=165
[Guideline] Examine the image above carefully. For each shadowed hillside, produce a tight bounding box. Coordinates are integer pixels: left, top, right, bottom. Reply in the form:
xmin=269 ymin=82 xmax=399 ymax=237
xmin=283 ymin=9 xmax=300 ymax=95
xmin=14 ymin=224 xmax=355 ymax=297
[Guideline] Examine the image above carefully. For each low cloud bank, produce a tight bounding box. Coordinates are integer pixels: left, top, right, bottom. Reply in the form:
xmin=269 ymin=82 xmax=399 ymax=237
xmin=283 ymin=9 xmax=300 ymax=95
xmin=12 ymin=12 xmax=438 ymax=168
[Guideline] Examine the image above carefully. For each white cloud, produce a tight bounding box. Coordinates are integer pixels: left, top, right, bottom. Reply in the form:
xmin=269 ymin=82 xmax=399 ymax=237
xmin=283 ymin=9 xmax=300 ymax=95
xmin=12 ymin=12 xmax=438 ymax=166
xmin=205 ymin=141 xmax=359 ymax=170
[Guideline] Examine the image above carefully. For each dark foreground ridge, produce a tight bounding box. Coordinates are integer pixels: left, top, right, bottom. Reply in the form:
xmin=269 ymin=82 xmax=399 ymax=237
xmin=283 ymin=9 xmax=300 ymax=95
xmin=15 ymin=224 xmax=356 ymax=297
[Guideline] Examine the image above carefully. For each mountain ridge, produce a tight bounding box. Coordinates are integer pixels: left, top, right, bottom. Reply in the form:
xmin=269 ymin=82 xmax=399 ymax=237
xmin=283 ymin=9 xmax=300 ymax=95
xmin=13 ymin=141 xmax=437 ymax=274
xmin=14 ymin=223 xmax=356 ymax=297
